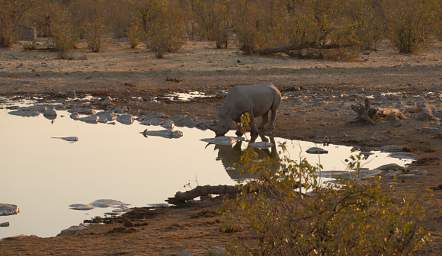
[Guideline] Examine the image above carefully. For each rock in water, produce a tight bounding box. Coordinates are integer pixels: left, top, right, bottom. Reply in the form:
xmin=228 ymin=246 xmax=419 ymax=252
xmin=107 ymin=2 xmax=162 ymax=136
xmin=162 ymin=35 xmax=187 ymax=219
xmin=0 ymin=204 xmax=19 ymax=216
xmin=70 ymin=107 xmax=96 ymax=115
xmin=140 ymin=118 xmax=175 ymax=130
xmin=96 ymin=111 xmax=116 ymax=123
xmin=9 ymin=109 xmax=40 ymax=117
xmin=69 ymin=204 xmax=94 ymax=211
xmin=201 ymin=136 xmax=239 ymax=146
xmin=249 ymin=141 xmax=273 ymax=149
xmin=142 ymin=129 xmax=183 ymax=139
xmin=59 ymin=224 xmax=87 ymax=236
xmin=52 ymin=136 xmax=79 ymax=142
xmin=306 ymin=147 xmax=329 ymax=154
xmin=79 ymin=115 xmax=99 ymax=124
xmin=43 ymin=107 xmax=57 ymax=120
xmin=91 ymin=199 xmax=125 ymax=208
xmin=100 ymin=96 xmax=113 ymax=106
xmin=117 ymin=114 xmax=134 ymax=125
xmin=0 ymin=222 xmax=10 ymax=227
xmin=170 ymin=114 xmax=196 ymax=128
xmin=70 ymin=112 xmax=80 ymax=120
xmin=178 ymin=250 xmax=193 ymax=256
xmin=375 ymin=163 xmax=405 ymax=172
xmin=208 ymin=246 xmax=226 ymax=256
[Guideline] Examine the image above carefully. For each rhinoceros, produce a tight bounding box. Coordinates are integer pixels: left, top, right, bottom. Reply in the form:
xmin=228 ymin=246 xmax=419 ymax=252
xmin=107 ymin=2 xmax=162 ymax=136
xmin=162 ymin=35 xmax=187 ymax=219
xmin=209 ymin=83 xmax=281 ymax=139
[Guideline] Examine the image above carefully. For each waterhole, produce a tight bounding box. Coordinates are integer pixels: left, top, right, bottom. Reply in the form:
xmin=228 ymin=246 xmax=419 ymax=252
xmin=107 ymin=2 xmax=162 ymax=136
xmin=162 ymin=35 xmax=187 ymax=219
xmin=0 ymin=100 xmax=413 ymax=238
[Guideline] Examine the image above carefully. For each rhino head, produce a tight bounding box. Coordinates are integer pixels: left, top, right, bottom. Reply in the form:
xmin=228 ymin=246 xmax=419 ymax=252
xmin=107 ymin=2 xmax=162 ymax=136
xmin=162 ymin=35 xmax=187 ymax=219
xmin=208 ymin=112 xmax=232 ymax=137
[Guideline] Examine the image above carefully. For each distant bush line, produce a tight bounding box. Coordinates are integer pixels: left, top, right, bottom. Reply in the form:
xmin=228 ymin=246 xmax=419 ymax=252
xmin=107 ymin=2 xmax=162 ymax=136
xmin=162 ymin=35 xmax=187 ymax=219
xmin=0 ymin=0 xmax=441 ymax=58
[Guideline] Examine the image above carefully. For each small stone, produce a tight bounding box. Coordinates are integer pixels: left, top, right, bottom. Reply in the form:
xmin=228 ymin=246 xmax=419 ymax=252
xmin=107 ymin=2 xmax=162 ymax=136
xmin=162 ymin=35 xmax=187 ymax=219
xmin=70 ymin=112 xmax=80 ymax=120
xmin=380 ymin=145 xmax=405 ymax=152
xmin=249 ymin=141 xmax=273 ymax=149
xmin=178 ymin=250 xmax=192 ymax=256
xmin=306 ymin=147 xmax=328 ymax=154
xmin=0 ymin=204 xmax=19 ymax=216
xmin=52 ymin=136 xmax=79 ymax=142
xmin=0 ymin=222 xmax=10 ymax=227
xmin=79 ymin=115 xmax=99 ymax=124
xmin=96 ymin=111 xmax=116 ymax=123
xmin=201 ymin=136 xmax=239 ymax=146
xmin=170 ymin=114 xmax=196 ymax=128
xmin=69 ymin=204 xmax=94 ymax=211
xmin=9 ymin=109 xmax=40 ymax=117
xmin=101 ymin=96 xmax=113 ymax=105
xmin=43 ymin=107 xmax=57 ymax=120
xmin=91 ymin=199 xmax=125 ymax=208
xmin=117 ymin=114 xmax=134 ymax=125
xmin=71 ymin=107 xmax=96 ymax=115
xmin=142 ymin=129 xmax=183 ymax=139
xmin=59 ymin=224 xmax=87 ymax=236
xmin=208 ymin=246 xmax=226 ymax=256
xmin=139 ymin=117 xmax=175 ymax=129
xmin=375 ymin=163 xmax=405 ymax=172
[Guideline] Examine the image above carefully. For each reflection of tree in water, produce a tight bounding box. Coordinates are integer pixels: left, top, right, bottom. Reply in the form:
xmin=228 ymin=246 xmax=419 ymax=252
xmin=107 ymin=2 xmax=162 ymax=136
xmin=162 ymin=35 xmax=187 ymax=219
xmin=211 ymin=136 xmax=280 ymax=181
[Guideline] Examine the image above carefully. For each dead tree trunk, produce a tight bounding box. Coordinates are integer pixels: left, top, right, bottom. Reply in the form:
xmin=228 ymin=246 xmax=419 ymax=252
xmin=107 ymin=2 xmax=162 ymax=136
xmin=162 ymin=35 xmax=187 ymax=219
xmin=351 ymin=98 xmax=378 ymax=124
xmin=254 ymin=44 xmax=355 ymax=55
xmin=166 ymin=185 xmax=239 ymax=206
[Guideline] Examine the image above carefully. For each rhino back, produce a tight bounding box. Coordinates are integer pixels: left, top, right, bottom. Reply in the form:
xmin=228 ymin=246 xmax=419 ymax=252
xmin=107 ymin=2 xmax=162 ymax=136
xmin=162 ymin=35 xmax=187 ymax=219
xmin=223 ymin=84 xmax=280 ymax=120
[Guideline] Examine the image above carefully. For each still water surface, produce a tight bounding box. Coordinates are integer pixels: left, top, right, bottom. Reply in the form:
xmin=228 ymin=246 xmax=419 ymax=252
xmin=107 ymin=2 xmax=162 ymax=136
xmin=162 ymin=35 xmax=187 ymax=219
xmin=0 ymin=107 xmax=412 ymax=238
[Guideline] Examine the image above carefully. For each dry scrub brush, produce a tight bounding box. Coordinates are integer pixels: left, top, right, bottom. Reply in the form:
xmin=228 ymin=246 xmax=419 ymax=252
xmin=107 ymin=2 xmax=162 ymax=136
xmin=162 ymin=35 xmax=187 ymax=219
xmin=0 ymin=0 xmax=35 ymax=47
xmin=131 ymin=0 xmax=186 ymax=58
xmin=231 ymin=0 xmax=383 ymax=58
xmin=222 ymin=148 xmax=430 ymax=255
xmin=191 ymin=0 xmax=231 ymax=48
xmin=49 ymin=3 xmax=78 ymax=58
xmin=231 ymin=0 xmax=440 ymax=58
xmin=383 ymin=0 xmax=441 ymax=53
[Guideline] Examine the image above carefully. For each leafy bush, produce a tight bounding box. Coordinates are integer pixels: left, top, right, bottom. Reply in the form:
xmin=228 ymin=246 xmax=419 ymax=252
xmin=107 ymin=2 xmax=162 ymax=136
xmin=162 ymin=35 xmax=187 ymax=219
xmin=383 ymin=0 xmax=441 ymax=53
xmin=222 ymin=148 xmax=429 ymax=255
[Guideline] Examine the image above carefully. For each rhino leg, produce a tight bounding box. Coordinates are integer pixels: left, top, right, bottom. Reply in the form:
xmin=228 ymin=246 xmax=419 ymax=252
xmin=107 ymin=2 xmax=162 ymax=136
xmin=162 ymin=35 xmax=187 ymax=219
xmin=269 ymin=108 xmax=278 ymax=132
xmin=269 ymin=93 xmax=281 ymax=132
xmin=259 ymin=112 xmax=269 ymax=132
xmin=235 ymin=123 xmax=244 ymax=137
xmin=249 ymin=112 xmax=259 ymax=136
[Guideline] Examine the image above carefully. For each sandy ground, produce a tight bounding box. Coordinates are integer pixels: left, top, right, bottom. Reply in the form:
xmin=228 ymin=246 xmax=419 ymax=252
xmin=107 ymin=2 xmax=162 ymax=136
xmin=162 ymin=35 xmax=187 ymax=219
xmin=1 ymin=40 xmax=442 ymax=255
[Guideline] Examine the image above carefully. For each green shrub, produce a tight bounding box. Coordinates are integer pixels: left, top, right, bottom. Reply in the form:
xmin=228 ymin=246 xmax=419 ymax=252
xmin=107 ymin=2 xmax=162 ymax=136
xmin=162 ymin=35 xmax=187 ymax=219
xmin=222 ymin=149 xmax=429 ymax=255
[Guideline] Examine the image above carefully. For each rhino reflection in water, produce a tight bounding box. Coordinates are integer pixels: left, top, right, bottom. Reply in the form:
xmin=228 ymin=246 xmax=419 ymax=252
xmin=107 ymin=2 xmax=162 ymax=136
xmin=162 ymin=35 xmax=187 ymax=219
xmin=210 ymin=136 xmax=280 ymax=181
